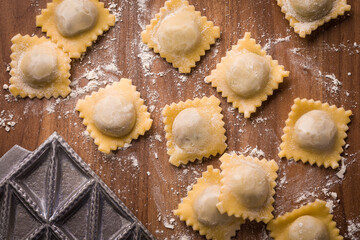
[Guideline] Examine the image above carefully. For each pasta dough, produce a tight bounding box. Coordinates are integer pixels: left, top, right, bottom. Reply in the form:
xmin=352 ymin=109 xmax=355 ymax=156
xmin=289 ymin=0 xmax=334 ymax=21
xmin=55 ymin=0 xmax=99 ymax=37
xmin=267 ymin=200 xmax=343 ymax=240
xmin=37 ymin=0 xmax=115 ymax=58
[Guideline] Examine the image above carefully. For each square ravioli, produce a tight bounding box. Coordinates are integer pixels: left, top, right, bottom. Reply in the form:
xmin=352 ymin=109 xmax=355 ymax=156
xmin=174 ymin=165 xmax=244 ymax=240
xmin=9 ymin=34 xmax=71 ymax=99
xmin=141 ymin=0 xmax=220 ymax=73
xmin=267 ymin=200 xmax=343 ymax=240
xmin=217 ymin=153 xmax=278 ymax=223
xmin=205 ymin=32 xmax=289 ymax=118
xmin=276 ymin=0 xmax=351 ymax=38
xmin=279 ymin=98 xmax=352 ymax=169
xmin=36 ymin=0 xmax=115 ymax=58
xmin=76 ymin=78 xmax=153 ymax=153
xmin=162 ymin=96 xmax=227 ymax=166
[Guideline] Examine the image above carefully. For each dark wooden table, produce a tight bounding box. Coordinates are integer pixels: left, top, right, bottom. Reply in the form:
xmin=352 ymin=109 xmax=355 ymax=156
xmin=1 ymin=0 xmax=359 ymax=239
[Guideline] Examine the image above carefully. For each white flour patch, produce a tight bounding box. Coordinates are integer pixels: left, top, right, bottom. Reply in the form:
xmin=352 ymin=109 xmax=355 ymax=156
xmin=263 ymin=36 xmax=291 ymax=51
xmin=108 ymin=2 xmax=123 ymax=22
xmin=154 ymin=134 xmax=162 ymax=142
xmin=45 ymin=102 xmax=56 ymax=114
xmin=278 ymin=175 xmax=288 ymax=188
xmin=103 ymin=62 xmax=121 ymax=74
xmin=0 ymin=110 xmax=16 ymax=132
xmin=252 ymin=116 xmax=269 ymax=127
xmin=295 ymin=191 xmax=318 ymax=204
xmin=346 ymin=219 xmax=360 ymax=239
xmin=313 ymin=70 xmax=342 ymax=94
xmin=119 ymin=143 xmax=132 ymax=151
xmin=6 ymin=64 xmax=11 ymax=72
xmin=129 ymin=153 xmax=139 ymax=168
xmin=231 ymin=145 xmax=266 ymax=159
xmin=325 ymin=200 xmax=335 ymax=213
xmin=178 ymin=75 xmax=187 ymax=83
xmin=137 ymin=41 xmax=155 ymax=77
xmin=336 ymin=157 xmax=346 ymax=179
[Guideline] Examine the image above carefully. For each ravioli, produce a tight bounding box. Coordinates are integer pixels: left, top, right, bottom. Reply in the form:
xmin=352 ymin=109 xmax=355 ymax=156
xmin=9 ymin=34 xmax=71 ymax=99
xmin=76 ymin=79 xmax=153 ymax=153
xmin=141 ymin=0 xmax=220 ymax=73
xmin=36 ymin=0 xmax=115 ymax=58
xmin=267 ymin=200 xmax=343 ymax=240
xmin=217 ymin=153 xmax=278 ymax=223
xmin=162 ymin=96 xmax=227 ymax=166
xmin=276 ymin=0 xmax=351 ymax=37
xmin=279 ymin=98 xmax=352 ymax=168
xmin=174 ymin=165 xmax=244 ymax=240
xmin=205 ymin=32 xmax=289 ymax=118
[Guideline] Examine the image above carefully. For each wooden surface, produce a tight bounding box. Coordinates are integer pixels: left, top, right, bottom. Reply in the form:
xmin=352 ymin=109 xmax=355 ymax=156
xmin=0 ymin=0 xmax=359 ymax=239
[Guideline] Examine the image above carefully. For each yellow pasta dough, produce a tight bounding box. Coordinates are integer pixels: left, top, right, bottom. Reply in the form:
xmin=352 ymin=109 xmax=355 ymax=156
xmin=205 ymin=32 xmax=289 ymax=118
xmin=76 ymin=79 xmax=153 ymax=153
xmin=217 ymin=153 xmax=278 ymax=223
xmin=162 ymin=96 xmax=227 ymax=166
xmin=267 ymin=200 xmax=343 ymax=240
xmin=279 ymin=98 xmax=352 ymax=169
xmin=9 ymin=34 xmax=71 ymax=99
xmin=276 ymin=0 xmax=351 ymax=37
xmin=36 ymin=0 xmax=115 ymax=58
xmin=174 ymin=165 xmax=244 ymax=240
xmin=141 ymin=0 xmax=220 ymax=73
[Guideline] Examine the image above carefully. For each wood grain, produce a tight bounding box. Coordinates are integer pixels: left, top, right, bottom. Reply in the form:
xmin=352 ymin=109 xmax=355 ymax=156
xmin=0 ymin=0 xmax=359 ymax=239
